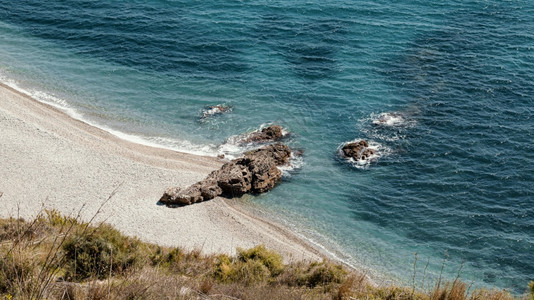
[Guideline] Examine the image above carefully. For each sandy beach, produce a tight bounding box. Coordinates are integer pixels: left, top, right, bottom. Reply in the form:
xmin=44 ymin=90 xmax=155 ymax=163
xmin=0 ymin=83 xmax=322 ymax=262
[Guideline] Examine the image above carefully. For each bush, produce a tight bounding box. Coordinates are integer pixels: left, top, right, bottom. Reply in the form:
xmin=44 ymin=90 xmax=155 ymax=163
xmin=232 ymin=259 xmax=272 ymax=286
xmin=529 ymin=281 xmax=534 ymax=300
xmin=150 ymin=246 xmax=182 ymax=268
xmin=237 ymin=245 xmax=284 ymax=276
xmin=295 ymin=261 xmax=347 ymax=287
xmin=41 ymin=209 xmax=77 ymax=227
xmin=213 ymin=245 xmax=285 ymax=285
xmin=62 ymin=224 xmax=141 ymax=280
xmin=214 ymin=254 xmax=233 ymax=282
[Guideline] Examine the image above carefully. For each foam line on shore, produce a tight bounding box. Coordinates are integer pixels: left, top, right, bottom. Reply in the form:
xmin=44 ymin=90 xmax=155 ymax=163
xmin=0 ymin=73 xmax=218 ymax=157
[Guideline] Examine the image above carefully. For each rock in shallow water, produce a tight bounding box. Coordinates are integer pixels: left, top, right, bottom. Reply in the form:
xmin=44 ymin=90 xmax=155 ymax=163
xmin=243 ymin=125 xmax=285 ymax=143
xmin=160 ymin=143 xmax=292 ymax=206
xmin=341 ymin=140 xmax=375 ymax=161
xmin=201 ymin=105 xmax=232 ymax=119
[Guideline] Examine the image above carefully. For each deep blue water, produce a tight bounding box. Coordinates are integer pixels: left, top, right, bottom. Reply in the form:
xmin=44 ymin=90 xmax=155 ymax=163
xmin=1 ymin=0 xmax=533 ymax=292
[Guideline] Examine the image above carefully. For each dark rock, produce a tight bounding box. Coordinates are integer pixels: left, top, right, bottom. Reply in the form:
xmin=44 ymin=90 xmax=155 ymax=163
xmin=245 ymin=143 xmax=291 ymax=166
xmin=217 ymin=159 xmax=253 ymax=196
xmin=293 ymin=148 xmax=305 ymax=157
xmin=199 ymin=179 xmax=223 ymax=200
xmin=341 ymin=140 xmax=375 ymax=161
xmin=245 ymin=125 xmax=284 ymax=143
xmin=159 ymin=185 xmax=203 ymax=206
xmin=161 ymin=143 xmax=293 ymax=206
xmin=248 ymin=155 xmax=282 ymax=193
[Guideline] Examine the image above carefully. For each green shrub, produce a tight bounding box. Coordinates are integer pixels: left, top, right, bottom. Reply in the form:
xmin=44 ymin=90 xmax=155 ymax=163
xmin=529 ymin=281 xmax=534 ymax=300
xmin=213 ymin=246 xmax=284 ymax=285
xmin=42 ymin=209 xmax=77 ymax=227
xmin=235 ymin=259 xmax=271 ymax=285
xmin=150 ymin=246 xmax=182 ymax=268
xmin=213 ymin=254 xmax=233 ymax=282
xmin=296 ymin=261 xmax=347 ymax=287
xmin=62 ymin=224 xmax=141 ymax=280
xmin=237 ymin=245 xmax=284 ymax=276
xmin=214 ymin=256 xmax=271 ymax=285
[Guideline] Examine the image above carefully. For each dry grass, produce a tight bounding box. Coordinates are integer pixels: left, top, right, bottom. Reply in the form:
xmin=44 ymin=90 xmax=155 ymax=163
xmin=0 ymin=209 xmax=531 ymax=300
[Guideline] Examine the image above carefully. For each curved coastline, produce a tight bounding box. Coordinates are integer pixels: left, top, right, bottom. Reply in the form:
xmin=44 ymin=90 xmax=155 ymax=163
xmin=0 ymin=81 xmax=324 ymax=263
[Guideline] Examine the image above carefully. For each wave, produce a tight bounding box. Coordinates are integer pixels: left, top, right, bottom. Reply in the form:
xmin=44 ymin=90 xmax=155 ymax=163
xmin=217 ymin=123 xmax=290 ymax=159
xmin=0 ymin=72 xmax=219 ymax=157
xmin=371 ymin=112 xmax=408 ymax=127
xmin=278 ymin=151 xmax=304 ymax=177
xmin=199 ymin=104 xmax=233 ymax=120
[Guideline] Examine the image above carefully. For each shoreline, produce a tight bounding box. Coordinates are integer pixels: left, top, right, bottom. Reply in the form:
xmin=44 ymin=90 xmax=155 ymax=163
xmin=0 ymin=81 xmax=324 ymax=263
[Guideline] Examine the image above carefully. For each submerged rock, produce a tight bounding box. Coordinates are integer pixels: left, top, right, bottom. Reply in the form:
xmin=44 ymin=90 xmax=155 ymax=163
xmin=341 ymin=140 xmax=376 ymax=161
xmin=201 ymin=105 xmax=232 ymax=119
xmin=373 ymin=112 xmax=405 ymax=126
xmin=160 ymin=143 xmax=292 ymax=206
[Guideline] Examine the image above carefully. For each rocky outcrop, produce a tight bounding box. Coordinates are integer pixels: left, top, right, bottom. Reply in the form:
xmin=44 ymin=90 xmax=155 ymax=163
xmin=199 ymin=179 xmax=223 ymax=200
xmin=160 ymin=143 xmax=292 ymax=206
xmin=341 ymin=140 xmax=375 ymax=161
xmin=217 ymin=159 xmax=253 ymax=196
xmin=243 ymin=125 xmax=284 ymax=143
xmin=245 ymin=143 xmax=291 ymax=165
xmin=247 ymin=147 xmax=285 ymax=193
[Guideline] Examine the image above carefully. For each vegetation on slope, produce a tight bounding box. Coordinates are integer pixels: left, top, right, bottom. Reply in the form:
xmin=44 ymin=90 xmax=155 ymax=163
xmin=0 ymin=209 xmax=532 ymax=299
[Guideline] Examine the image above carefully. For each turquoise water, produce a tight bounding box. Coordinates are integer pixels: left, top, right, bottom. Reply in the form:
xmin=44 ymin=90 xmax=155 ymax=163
xmin=1 ymin=0 xmax=533 ymax=292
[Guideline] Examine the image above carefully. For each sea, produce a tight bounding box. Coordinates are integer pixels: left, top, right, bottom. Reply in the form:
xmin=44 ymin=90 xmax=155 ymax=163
xmin=0 ymin=0 xmax=532 ymax=293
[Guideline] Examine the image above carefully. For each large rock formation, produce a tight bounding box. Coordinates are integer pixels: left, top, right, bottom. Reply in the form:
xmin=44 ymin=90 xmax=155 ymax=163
xmin=243 ymin=125 xmax=285 ymax=143
xmin=217 ymin=159 xmax=253 ymax=196
xmin=341 ymin=140 xmax=375 ymax=161
xmin=245 ymin=143 xmax=290 ymax=193
xmin=160 ymin=143 xmax=292 ymax=206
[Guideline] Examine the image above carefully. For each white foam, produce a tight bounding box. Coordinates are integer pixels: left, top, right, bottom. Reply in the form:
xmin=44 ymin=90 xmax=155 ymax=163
xmin=217 ymin=123 xmax=291 ymax=159
xmin=373 ymin=112 xmax=404 ymax=126
xmin=278 ymin=152 xmax=304 ymax=177
xmin=200 ymin=104 xmax=233 ymax=119
xmin=217 ymin=124 xmax=304 ymax=174
xmin=370 ymin=111 xmax=415 ymax=128
xmin=0 ymin=72 xmax=219 ymax=157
